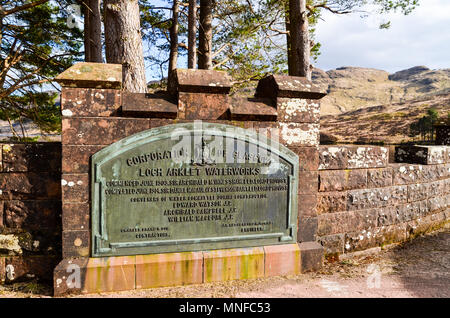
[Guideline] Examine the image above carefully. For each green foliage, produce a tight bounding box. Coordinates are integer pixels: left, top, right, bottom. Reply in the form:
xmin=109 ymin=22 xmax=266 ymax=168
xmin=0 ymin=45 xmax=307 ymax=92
xmin=409 ymin=107 xmax=439 ymax=142
xmin=0 ymin=0 xmax=83 ymax=137
xmin=140 ymin=0 xmax=419 ymax=85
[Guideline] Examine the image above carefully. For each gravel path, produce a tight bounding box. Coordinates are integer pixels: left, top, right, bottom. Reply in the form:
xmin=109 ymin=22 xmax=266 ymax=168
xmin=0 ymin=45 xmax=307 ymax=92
xmin=1 ymin=228 xmax=449 ymax=298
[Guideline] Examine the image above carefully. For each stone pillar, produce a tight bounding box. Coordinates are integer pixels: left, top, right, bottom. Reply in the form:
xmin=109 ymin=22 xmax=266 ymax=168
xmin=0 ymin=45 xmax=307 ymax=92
xmin=256 ymin=74 xmax=326 ymax=271
xmin=55 ymin=62 xmax=124 ymax=259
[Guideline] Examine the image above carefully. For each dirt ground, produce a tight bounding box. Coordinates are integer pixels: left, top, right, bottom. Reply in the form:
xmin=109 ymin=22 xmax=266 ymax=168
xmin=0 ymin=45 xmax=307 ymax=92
xmin=1 ymin=228 xmax=449 ymax=298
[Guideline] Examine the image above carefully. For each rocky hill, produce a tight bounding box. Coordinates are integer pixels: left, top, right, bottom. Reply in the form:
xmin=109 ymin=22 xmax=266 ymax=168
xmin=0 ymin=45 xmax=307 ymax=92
xmin=315 ymin=66 xmax=450 ymax=144
xmin=313 ymin=66 xmax=450 ymax=115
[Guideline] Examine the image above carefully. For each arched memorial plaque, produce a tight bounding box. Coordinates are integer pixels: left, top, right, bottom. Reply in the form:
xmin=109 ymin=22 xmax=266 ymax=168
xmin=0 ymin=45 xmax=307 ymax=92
xmin=91 ymin=122 xmax=298 ymax=257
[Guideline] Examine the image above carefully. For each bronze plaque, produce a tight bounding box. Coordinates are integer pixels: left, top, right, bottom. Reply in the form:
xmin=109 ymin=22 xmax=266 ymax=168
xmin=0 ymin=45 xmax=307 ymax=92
xmin=91 ymin=122 xmax=298 ymax=257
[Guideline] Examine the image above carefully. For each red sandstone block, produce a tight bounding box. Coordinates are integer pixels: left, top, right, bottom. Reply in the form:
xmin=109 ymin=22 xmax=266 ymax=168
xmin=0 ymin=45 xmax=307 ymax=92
xmin=288 ymin=146 xmax=319 ymax=171
xmin=62 ymin=117 xmax=150 ymax=145
xmin=62 ymin=203 xmax=90 ymax=231
xmin=319 ymin=146 xmax=388 ymax=170
xmin=298 ymin=194 xmax=317 ymax=218
xmin=203 ymin=247 xmax=264 ymax=283
xmin=62 ymin=230 xmax=90 ymax=258
xmin=278 ymin=122 xmax=320 ymax=147
xmin=54 ymin=258 xmax=89 ymax=296
xmin=297 ymin=216 xmax=318 ymax=242
xmin=178 ymin=92 xmax=229 ymax=120
xmin=4 ymin=255 xmax=59 ymax=283
xmin=264 ymin=244 xmax=300 ymax=277
xmin=2 ymin=143 xmax=61 ymax=172
xmin=298 ymin=242 xmax=324 ymax=273
xmin=0 ymin=257 xmax=5 ymax=283
xmin=62 ymin=145 xmax=103 ymax=173
xmin=61 ymin=174 xmax=89 ymax=203
xmin=135 ymin=252 xmax=203 ymax=289
xmin=319 ymin=169 xmax=367 ymax=192
xmin=317 ymin=192 xmax=347 ymax=214
xmin=277 ymin=98 xmax=320 ymax=123
xmin=4 ymin=200 xmax=60 ymax=232
xmin=0 ymin=172 xmax=60 ymax=200
xmin=82 ymin=256 xmax=136 ymax=294
xmin=61 ymin=88 xmax=121 ymax=117
xmin=367 ymin=168 xmax=393 ymax=188
xmin=298 ymin=171 xmax=318 ymax=194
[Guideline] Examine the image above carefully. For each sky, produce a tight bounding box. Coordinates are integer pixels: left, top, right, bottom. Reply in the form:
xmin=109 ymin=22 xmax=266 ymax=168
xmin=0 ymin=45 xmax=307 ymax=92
xmin=314 ymin=0 xmax=450 ymax=73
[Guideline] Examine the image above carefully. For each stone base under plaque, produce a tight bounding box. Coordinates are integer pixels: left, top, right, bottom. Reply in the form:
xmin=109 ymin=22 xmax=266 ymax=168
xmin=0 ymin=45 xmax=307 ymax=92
xmin=53 ymin=242 xmax=323 ymax=296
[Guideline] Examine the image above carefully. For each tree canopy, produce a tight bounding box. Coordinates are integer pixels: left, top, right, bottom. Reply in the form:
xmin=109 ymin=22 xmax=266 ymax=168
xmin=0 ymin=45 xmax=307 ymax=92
xmin=0 ymin=0 xmax=82 ymax=138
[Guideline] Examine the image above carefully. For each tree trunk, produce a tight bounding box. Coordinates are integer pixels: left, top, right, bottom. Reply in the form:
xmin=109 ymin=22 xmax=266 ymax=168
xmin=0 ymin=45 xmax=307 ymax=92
xmin=168 ymin=0 xmax=179 ymax=74
xmin=198 ymin=0 xmax=212 ymax=70
xmin=288 ymin=0 xmax=310 ymax=80
xmin=104 ymin=0 xmax=147 ymax=92
xmin=284 ymin=2 xmax=293 ymax=73
xmin=187 ymin=0 xmax=197 ymax=69
xmin=167 ymin=0 xmax=179 ymax=92
xmin=83 ymin=1 xmax=91 ymax=62
xmin=88 ymin=0 xmax=102 ymax=62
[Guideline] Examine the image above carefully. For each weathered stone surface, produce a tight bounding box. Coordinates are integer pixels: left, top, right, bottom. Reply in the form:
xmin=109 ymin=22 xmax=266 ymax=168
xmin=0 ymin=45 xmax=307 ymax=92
xmin=297 ymin=217 xmax=317 ymax=242
xmin=62 ymin=203 xmax=89 ymax=232
xmin=317 ymin=209 xmax=378 ymax=236
xmin=122 ymin=92 xmax=177 ymax=118
xmin=178 ymin=92 xmax=229 ymax=120
xmin=136 ymin=252 xmax=203 ymax=289
xmin=255 ymin=75 xmax=326 ymax=99
xmin=203 ymin=247 xmax=264 ymax=283
xmin=347 ymin=185 xmax=408 ymax=210
xmin=299 ymin=171 xmax=318 ymax=194
xmin=344 ymin=223 xmax=407 ymax=252
xmin=319 ymin=146 xmax=388 ymax=170
xmin=55 ymin=62 xmax=122 ymax=89
xmin=408 ymin=180 xmax=445 ymax=202
xmin=4 ymin=200 xmax=60 ymax=232
xmin=428 ymin=195 xmax=449 ymax=212
xmin=228 ymin=97 xmax=277 ymax=121
xmin=288 ymin=146 xmax=319 ymax=171
xmin=2 ymin=143 xmax=61 ymax=173
xmin=171 ymin=68 xmax=232 ymax=94
xmin=435 ymin=124 xmax=450 ymax=145
xmin=406 ymin=212 xmax=448 ymax=239
xmin=367 ymin=168 xmax=393 ymax=188
xmin=277 ymin=98 xmax=320 ymax=123
xmin=0 ymin=172 xmax=60 ymax=200
xmin=319 ymin=169 xmax=367 ymax=192
xmin=5 ymin=255 xmax=60 ymax=282
xmin=0 ymin=257 xmax=5 ymax=283
xmin=0 ymin=234 xmax=22 ymax=255
xmin=391 ymin=164 xmax=425 ymax=185
xmin=62 ymin=230 xmax=90 ymax=258
xmin=62 ymin=117 xmax=150 ymax=145
xmin=278 ymin=122 xmax=320 ymax=147
xmin=317 ymin=192 xmax=347 ymax=214
xmin=61 ymin=174 xmax=89 ymax=203
xmin=83 ymin=256 xmax=136 ymax=294
xmin=395 ymin=145 xmax=449 ymax=165
xmin=61 ymin=88 xmax=121 ymax=117
xmin=377 ymin=201 xmax=429 ymax=227
xmin=62 ymin=145 xmax=103 ymax=173
xmin=54 ymin=258 xmax=89 ymax=296
xmin=317 ymin=234 xmax=345 ymax=256
xmin=298 ymin=242 xmax=324 ymax=273
xmin=298 ymin=194 xmax=317 ymax=217
xmin=0 ymin=201 xmax=3 ymax=229
xmin=264 ymin=244 xmax=300 ymax=277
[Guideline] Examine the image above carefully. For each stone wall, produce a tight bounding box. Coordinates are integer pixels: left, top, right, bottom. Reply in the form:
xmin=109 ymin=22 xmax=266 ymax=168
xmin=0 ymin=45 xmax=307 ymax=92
xmin=56 ymin=63 xmax=326 ymax=261
xmin=317 ymin=145 xmax=450 ymax=258
xmin=0 ymin=143 xmax=61 ymax=283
